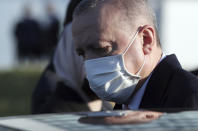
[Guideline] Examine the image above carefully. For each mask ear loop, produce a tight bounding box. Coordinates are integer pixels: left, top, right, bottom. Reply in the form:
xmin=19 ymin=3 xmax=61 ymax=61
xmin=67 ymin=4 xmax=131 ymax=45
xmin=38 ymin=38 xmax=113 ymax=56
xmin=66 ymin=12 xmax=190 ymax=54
xmin=122 ymin=27 xmax=142 ymax=56
xmin=136 ymin=55 xmax=146 ymax=76
xmin=122 ymin=27 xmax=145 ymax=76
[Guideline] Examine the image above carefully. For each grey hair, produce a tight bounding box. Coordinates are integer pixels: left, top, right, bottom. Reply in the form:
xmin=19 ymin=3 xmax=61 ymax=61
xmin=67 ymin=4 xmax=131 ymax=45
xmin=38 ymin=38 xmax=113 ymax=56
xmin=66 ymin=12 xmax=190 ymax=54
xmin=73 ymin=0 xmax=105 ymax=16
xmin=73 ymin=0 xmax=161 ymax=47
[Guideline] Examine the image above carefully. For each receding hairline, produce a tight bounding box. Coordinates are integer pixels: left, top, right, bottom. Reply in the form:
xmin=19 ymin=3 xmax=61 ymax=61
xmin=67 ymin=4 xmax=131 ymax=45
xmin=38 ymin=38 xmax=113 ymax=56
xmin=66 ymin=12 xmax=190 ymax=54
xmin=74 ymin=0 xmax=154 ymax=23
xmin=73 ymin=0 xmax=161 ymax=47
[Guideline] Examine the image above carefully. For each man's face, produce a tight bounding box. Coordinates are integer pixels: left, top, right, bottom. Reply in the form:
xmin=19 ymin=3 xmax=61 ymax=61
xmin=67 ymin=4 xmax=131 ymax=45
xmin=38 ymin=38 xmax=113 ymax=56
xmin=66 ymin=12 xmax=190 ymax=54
xmin=72 ymin=5 xmax=144 ymax=74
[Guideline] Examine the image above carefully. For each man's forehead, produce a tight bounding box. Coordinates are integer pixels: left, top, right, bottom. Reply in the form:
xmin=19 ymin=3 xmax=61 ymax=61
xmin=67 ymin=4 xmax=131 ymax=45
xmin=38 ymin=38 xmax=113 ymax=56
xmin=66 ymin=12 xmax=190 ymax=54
xmin=74 ymin=0 xmax=118 ymax=15
xmin=72 ymin=3 xmax=125 ymax=34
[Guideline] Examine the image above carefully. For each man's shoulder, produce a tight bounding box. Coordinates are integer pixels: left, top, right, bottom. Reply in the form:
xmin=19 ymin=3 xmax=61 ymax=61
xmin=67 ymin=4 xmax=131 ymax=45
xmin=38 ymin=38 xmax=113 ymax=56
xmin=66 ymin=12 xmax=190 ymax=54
xmin=171 ymin=68 xmax=198 ymax=91
xmin=159 ymin=54 xmax=198 ymax=93
xmin=145 ymin=54 xmax=198 ymax=104
xmin=172 ymin=68 xmax=198 ymax=109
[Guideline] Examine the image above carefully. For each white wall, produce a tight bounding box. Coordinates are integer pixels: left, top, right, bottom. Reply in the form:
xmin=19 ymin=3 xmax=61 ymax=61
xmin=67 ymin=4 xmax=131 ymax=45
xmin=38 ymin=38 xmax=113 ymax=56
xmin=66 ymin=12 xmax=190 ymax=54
xmin=0 ymin=0 xmax=69 ymax=70
xmin=161 ymin=0 xmax=198 ymax=70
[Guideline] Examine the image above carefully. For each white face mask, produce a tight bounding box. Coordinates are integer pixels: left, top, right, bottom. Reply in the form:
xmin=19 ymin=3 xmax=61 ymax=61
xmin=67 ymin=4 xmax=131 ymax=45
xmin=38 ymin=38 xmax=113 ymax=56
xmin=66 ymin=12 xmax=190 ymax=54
xmin=84 ymin=28 xmax=145 ymax=104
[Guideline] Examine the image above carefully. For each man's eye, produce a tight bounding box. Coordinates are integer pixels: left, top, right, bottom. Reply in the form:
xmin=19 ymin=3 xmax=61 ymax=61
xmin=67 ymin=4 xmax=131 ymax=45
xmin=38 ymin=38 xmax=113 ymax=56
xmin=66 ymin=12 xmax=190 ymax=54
xmin=91 ymin=46 xmax=112 ymax=56
xmin=104 ymin=46 xmax=113 ymax=54
xmin=91 ymin=48 xmax=105 ymax=55
xmin=97 ymin=46 xmax=112 ymax=56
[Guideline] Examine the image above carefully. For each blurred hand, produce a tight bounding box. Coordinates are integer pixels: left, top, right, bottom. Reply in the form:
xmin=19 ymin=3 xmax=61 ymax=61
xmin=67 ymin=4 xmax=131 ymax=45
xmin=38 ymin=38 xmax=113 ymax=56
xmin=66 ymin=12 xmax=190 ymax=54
xmin=79 ymin=111 xmax=163 ymax=125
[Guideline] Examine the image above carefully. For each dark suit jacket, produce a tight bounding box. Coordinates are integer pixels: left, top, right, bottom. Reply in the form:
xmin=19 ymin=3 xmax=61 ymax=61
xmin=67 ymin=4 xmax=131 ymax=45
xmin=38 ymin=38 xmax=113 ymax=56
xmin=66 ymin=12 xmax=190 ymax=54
xmin=114 ymin=54 xmax=198 ymax=112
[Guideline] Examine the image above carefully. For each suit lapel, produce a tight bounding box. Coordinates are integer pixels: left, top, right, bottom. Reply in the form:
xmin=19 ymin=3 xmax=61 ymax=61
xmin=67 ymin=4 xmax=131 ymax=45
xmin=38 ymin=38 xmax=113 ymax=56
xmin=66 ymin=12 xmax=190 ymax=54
xmin=139 ymin=54 xmax=181 ymax=109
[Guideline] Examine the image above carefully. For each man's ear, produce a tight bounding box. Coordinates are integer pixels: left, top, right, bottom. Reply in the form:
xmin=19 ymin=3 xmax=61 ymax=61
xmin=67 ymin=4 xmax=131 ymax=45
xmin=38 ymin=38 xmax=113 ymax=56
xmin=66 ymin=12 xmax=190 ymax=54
xmin=140 ymin=25 xmax=155 ymax=55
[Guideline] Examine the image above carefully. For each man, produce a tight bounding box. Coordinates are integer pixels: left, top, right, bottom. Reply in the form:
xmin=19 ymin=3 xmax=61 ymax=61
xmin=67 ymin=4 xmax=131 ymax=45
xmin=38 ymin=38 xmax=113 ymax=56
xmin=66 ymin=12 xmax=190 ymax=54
xmin=72 ymin=0 xmax=198 ymax=112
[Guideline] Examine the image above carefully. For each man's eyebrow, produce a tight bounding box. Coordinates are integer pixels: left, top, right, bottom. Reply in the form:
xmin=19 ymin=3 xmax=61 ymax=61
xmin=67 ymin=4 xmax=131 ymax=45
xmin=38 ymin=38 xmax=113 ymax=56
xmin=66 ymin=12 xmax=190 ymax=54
xmin=99 ymin=39 xmax=117 ymax=45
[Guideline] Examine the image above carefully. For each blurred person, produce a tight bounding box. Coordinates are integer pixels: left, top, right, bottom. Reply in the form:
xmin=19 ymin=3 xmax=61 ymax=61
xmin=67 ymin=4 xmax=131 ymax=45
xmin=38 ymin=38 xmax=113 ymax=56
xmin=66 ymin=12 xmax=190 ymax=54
xmin=72 ymin=0 xmax=198 ymax=112
xmin=14 ymin=4 xmax=42 ymax=60
xmin=40 ymin=3 xmax=60 ymax=57
xmin=32 ymin=0 xmax=112 ymax=114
